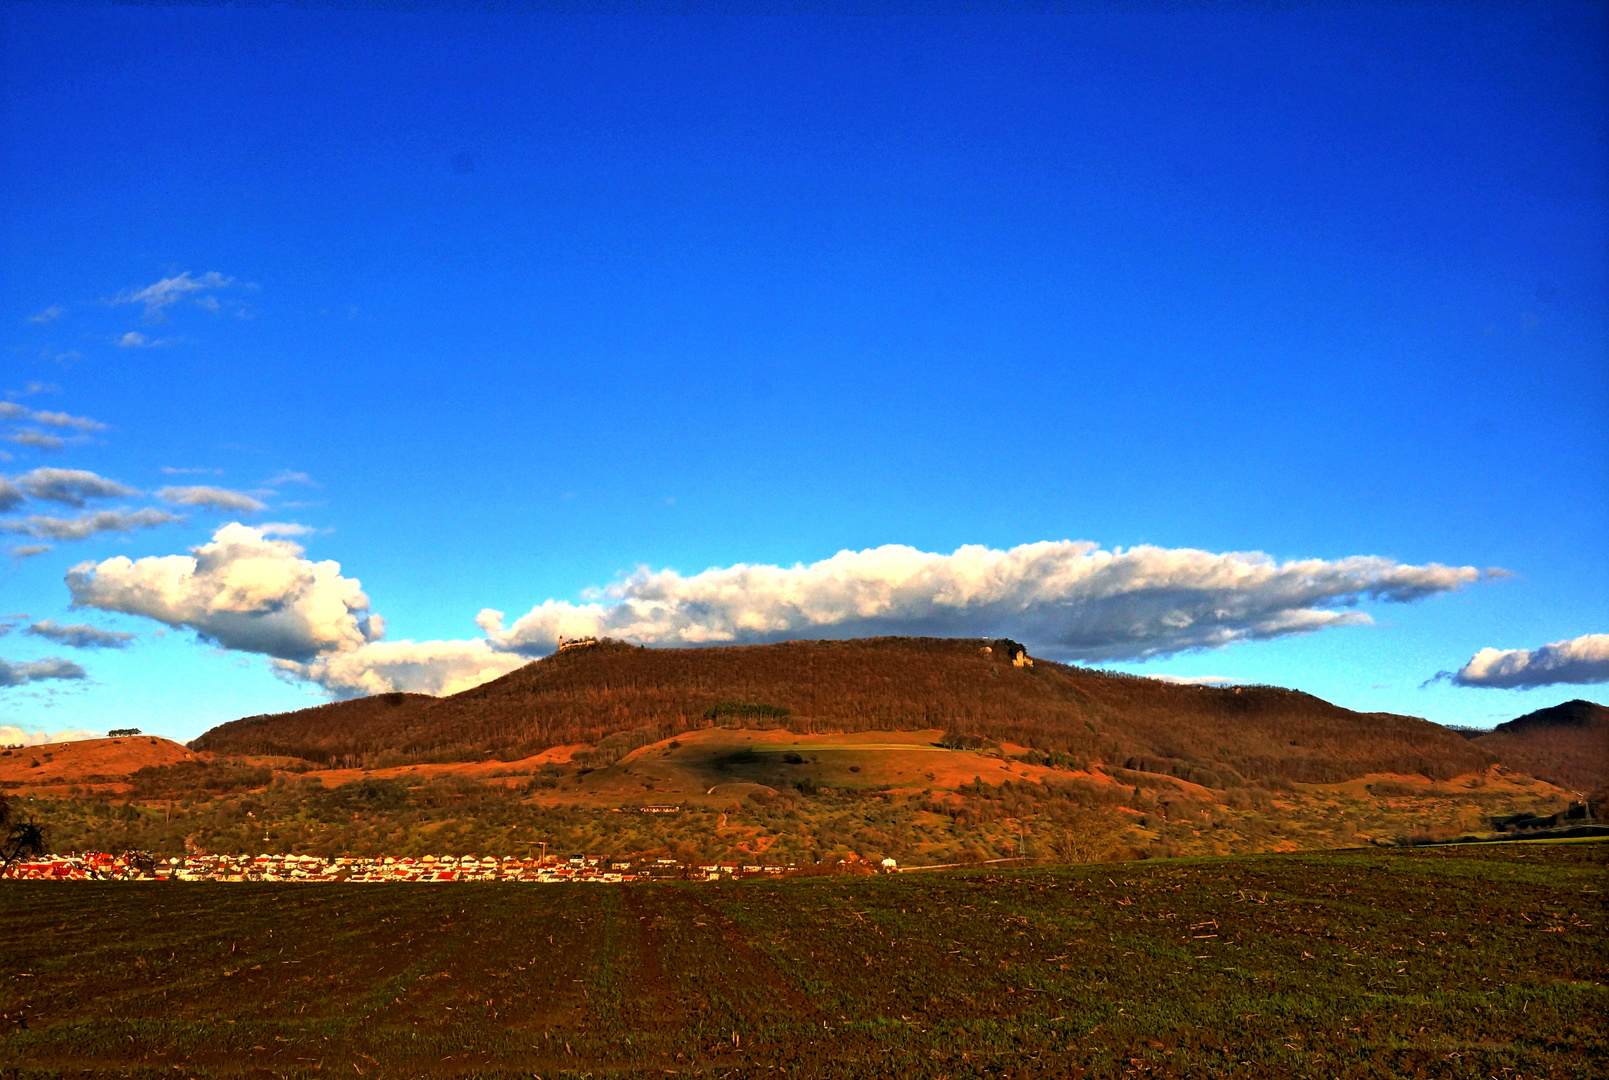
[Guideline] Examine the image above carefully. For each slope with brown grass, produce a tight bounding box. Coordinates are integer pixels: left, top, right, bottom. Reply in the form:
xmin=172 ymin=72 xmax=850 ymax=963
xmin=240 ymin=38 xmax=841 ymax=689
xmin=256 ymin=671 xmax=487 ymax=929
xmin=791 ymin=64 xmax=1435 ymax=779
xmin=193 ymin=637 xmax=1489 ymax=785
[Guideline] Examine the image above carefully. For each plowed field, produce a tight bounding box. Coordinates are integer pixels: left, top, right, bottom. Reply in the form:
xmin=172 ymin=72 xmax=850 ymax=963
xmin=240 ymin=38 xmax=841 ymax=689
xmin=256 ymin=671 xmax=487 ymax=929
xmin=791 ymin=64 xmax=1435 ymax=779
xmin=2 ymin=842 xmax=1604 ymax=1078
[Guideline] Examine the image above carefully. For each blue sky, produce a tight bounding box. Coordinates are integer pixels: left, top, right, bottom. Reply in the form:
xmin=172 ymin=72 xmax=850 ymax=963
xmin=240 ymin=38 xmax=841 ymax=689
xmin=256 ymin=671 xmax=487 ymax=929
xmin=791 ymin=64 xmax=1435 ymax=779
xmin=3 ymin=4 xmax=1605 ymax=743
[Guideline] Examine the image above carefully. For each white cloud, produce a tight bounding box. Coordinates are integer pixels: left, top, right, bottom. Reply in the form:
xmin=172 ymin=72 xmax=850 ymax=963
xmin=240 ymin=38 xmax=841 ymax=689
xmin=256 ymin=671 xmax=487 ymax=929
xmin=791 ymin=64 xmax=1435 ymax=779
xmin=66 ymin=523 xmax=381 ymax=662
xmin=0 ymin=726 xmax=100 ymax=747
xmin=3 ymin=508 xmax=181 ymax=541
xmin=27 ymin=306 xmax=65 ymax=324
xmin=1147 ymin=674 xmax=1237 ymax=686
xmin=26 ymin=620 xmax=134 ymax=650
xmin=16 ymin=468 xmax=138 ymax=507
xmin=65 ymin=532 xmax=1490 ymax=702
xmin=111 ymin=271 xmax=235 ymax=317
xmin=10 ymin=545 xmax=51 ymax=560
xmin=1449 ymin=633 xmax=1609 ymax=689
xmin=0 ymin=479 xmax=20 ymax=513
xmin=161 ymin=467 xmax=223 ymax=476
xmin=478 ymin=541 xmax=1485 ymax=663
xmin=158 ymin=485 xmax=265 ymax=513
xmin=0 ymin=656 xmax=87 ymax=687
xmin=274 ymin=640 xmax=526 ymax=698
xmin=265 ymin=469 xmax=316 ymax=487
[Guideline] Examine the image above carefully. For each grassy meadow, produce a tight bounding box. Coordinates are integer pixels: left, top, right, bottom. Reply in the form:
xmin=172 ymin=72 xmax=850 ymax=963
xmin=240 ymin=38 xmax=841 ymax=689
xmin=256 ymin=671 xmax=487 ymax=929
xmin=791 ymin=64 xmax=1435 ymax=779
xmin=2 ymin=841 xmax=1604 ymax=1078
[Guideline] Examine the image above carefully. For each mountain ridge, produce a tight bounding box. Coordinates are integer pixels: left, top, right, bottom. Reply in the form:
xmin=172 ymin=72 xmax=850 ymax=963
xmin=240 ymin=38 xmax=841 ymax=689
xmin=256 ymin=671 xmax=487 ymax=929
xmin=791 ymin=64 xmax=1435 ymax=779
xmin=194 ymin=636 xmax=1492 ymax=786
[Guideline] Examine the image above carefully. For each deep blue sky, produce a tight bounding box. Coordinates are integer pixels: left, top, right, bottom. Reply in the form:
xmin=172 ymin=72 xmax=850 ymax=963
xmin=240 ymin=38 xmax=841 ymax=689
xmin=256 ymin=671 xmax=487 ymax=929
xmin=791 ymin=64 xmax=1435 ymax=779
xmin=3 ymin=3 xmax=1605 ymax=741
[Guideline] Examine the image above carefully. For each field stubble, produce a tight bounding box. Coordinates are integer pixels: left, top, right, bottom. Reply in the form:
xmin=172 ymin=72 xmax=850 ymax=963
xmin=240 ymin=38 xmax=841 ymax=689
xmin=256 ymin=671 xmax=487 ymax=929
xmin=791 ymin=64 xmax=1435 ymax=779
xmin=0 ymin=842 xmax=1603 ymax=1079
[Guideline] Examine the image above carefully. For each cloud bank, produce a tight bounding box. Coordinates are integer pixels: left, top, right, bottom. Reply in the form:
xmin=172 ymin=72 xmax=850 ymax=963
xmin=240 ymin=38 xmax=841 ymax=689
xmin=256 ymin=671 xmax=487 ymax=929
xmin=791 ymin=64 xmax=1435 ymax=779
xmin=68 ymin=529 xmax=1486 ymax=700
xmin=477 ymin=541 xmax=1484 ymax=663
xmin=1448 ymin=633 xmax=1609 ymax=689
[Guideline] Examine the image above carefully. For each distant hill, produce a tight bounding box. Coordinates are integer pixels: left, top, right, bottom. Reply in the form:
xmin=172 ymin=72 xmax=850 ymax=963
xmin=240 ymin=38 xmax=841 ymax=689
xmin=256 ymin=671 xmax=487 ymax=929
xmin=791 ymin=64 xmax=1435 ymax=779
xmin=0 ymin=735 xmax=195 ymax=789
xmin=193 ymin=637 xmax=1490 ymax=786
xmin=1471 ymin=699 xmax=1609 ymax=793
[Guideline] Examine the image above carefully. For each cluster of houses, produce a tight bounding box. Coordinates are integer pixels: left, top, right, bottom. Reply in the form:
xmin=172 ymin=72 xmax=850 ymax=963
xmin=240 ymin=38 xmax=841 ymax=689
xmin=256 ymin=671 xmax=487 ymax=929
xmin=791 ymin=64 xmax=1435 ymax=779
xmin=0 ymin=851 xmax=879 ymax=883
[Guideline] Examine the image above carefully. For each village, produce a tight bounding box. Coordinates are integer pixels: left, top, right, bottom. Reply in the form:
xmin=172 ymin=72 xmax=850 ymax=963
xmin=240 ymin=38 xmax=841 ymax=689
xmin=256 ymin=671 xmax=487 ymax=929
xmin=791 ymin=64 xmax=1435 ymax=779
xmin=2 ymin=851 xmax=900 ymax=883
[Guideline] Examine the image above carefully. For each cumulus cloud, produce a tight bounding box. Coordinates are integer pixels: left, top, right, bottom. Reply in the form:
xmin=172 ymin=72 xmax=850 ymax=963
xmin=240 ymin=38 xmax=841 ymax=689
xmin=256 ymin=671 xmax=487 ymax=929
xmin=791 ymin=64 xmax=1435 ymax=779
xmin=274 ymin=640 xmax=527 ymax=698
xmin=1447 ymin=633 xmax=1609 ymax=689
xmin=25 ymin=620 xmax=134 ymax=650
xmin=16 ymin=468 xmax=138 ymax=506
xmin=0 ymin=479 xmax=20 ymax=513
xmin=158 ymin=485 xmax=266 ymax=513
xmin=66 ymin=523 xmax=381 ymax=662
xmin=0 ymin=656 xmax=87 ymax=687
xmin=478 ymin=541 xmax=1485 ymax=663
xmin=111 ymin=271 xmax=235 ymax=317
xmin=3 ymin=508 xmax=180 ymax=541
xmin=0 ymin=726 xmax=100 ymax=747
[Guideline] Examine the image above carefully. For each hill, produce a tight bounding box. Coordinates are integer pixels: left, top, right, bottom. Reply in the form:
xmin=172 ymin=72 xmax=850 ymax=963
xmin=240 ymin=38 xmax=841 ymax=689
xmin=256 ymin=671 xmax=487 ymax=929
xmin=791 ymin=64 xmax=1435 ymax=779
xmin=1472 ymin=698 xmax=1609 ymax=793
xmin=0 ymin=735 xmax=194 ymax=790
xmin=194 ymin=636 xmax=1489 ymax=786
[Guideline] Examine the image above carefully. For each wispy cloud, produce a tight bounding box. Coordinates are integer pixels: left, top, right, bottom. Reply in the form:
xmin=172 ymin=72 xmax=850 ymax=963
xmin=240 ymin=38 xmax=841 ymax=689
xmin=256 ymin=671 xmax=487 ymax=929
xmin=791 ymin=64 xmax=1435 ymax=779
xmin=27 ymin=306 xmax=65 ymax=324
xmin=0 ymin=656 xmax=87 ymax=687
xmin=10 ymin=545 xmax=52 ymax=560
xmin=15 ymin=468 xmax=138 ymax=507
xmin=1443 ymin=633 xmax=1609 ymax=689
xmin=161 ymin=466 xmax=223 ymax=476
xmin=158 ymin=485 xmax=265 ymax=513
xmin=116 ymin=331 xmax=173 ymax=349
xmin=110 ymin=271 xmax=236 ymax=318
xmin=1147 ymin=674 xmax=1237 ymax=686
xmin=264 ymin=469 xmax=316 ymax=487
xmin=25 ymin=619 xmax=134 ymax=650
xmin=6 ymin=431 xmax=65 ymax=451
xmin=0 ymin=479 xmax=20 ymax=513
xmin=3 ymin=508 xmax=180 ymax=541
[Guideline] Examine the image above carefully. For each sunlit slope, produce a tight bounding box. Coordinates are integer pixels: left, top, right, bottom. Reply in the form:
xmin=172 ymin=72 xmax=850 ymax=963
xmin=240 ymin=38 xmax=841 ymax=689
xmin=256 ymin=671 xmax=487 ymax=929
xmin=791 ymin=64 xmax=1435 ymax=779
xmin=193 ymin=637 xmax=1489 ymax=785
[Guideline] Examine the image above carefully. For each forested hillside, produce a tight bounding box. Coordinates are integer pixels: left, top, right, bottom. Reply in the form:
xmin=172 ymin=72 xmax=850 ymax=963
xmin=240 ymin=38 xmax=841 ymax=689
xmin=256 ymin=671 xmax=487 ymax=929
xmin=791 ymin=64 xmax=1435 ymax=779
xmin=194 ymin=637 xmax=1489 ymax=785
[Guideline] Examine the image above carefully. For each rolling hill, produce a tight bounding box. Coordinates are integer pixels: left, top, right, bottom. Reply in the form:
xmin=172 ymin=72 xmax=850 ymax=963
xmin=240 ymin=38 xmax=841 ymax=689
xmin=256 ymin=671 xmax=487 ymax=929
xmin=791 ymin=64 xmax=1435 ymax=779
xmin=194 ymin=637 xmax=1491 ymax=786
xmin=1471 ymin=698 xmax=1609 ymax=793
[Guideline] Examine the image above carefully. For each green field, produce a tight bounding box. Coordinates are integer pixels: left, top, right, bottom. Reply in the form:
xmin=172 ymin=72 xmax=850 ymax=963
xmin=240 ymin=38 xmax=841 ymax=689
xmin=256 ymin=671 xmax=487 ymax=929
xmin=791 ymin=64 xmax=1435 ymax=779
xmin=2 ymin=843 xmax=1604 ymax=1078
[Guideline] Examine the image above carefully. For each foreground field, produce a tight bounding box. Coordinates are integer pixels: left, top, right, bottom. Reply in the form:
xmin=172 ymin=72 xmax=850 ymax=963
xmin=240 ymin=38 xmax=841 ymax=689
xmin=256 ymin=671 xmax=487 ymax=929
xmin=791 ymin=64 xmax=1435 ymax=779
xmin=2 ymin=843 xmax=1604 ymax=1079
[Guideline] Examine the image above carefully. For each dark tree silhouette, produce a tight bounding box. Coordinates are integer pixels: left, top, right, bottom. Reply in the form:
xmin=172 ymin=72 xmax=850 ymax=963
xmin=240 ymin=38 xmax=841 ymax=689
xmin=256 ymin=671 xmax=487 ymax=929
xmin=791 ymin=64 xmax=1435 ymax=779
xmin=0 ymin=793 xmax=50 ymax=873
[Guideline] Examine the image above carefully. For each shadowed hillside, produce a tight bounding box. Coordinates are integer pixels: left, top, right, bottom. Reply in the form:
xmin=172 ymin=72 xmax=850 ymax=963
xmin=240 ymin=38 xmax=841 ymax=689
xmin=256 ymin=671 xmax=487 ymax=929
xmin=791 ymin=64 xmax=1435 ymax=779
xmin=1472 ymin=699 xmax=1609 ymax=793
xmin=194 ymin=637 xmax=1490 ymax=785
